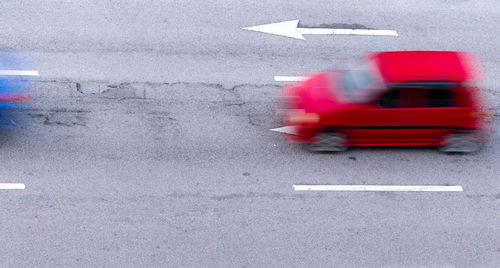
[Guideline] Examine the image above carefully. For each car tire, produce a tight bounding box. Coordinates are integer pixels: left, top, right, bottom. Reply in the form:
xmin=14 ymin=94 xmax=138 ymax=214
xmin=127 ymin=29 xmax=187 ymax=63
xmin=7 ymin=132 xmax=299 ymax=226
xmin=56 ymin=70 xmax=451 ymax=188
xmin=437 ymin=130 xmax=483 ymax=153
xmin=307 ymin=131 xmax=348 ymax=152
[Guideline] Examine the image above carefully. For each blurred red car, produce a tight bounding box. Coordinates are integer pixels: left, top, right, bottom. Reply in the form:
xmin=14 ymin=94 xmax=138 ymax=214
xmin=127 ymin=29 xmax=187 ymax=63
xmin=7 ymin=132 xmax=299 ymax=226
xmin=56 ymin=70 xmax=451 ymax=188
xmin=278 ymin=51 xmax=493 ymax=152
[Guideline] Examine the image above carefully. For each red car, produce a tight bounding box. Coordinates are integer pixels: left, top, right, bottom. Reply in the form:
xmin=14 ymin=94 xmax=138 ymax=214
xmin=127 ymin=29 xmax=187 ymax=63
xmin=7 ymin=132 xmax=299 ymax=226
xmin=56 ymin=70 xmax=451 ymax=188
xmin=278 ymin=51 xmax=493 ymax=153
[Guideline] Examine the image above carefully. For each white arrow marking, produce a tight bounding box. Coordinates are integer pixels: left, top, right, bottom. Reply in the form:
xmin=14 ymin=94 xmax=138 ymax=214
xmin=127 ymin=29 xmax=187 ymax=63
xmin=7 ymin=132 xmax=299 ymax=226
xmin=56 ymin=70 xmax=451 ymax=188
xmin=270 ymin=126 xmax=298 ymax=135
xmin=293 ymin=185 xmax=463 ymax=192
xmin=0 ymin=183 xmax=25 ymax=190
xmin=274 ymin=76 xmax=308 ymax=82
xmin=243 ymin=20 xmax=398 ymax=40
xmin=0 ymin=70 xmax=39 ymax=76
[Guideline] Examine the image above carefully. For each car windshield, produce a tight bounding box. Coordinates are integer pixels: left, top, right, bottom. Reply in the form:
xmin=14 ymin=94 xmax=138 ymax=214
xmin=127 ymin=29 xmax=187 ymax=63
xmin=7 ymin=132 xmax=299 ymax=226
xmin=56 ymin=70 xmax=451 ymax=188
xmin=340 ymin=64 xmax=375 ymax=96
xmin=338 ymin=62 xmax=384 ymax=103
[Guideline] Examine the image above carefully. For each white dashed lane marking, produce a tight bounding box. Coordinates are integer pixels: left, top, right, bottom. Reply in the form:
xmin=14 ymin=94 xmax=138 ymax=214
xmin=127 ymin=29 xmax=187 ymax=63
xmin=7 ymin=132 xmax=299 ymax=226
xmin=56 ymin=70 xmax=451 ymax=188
xmin=0 ymin=70 xmax=39 ymax=76
xmin=0 ymin=183 xmax=26 ymax=190
xmin=274 ymin=76 xmax=308 ymax=82
xmin=293 ymin=185 xmax=464 ymax=192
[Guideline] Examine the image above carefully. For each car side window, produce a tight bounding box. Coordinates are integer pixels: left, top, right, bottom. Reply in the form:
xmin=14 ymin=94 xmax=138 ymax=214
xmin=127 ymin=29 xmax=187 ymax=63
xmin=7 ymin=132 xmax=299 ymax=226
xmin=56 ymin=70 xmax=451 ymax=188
xmin=377 ymin=85 xmax=428 ymax=108
xmin=397 ymin=86 xmax=428 ymax=108
xmin=427 ymin=82 xmax=453 ymax=107
xmin=377 ymin=82 xmax=454 ymax=108
xmin=377 ymin=87 xmax=399 ymax=108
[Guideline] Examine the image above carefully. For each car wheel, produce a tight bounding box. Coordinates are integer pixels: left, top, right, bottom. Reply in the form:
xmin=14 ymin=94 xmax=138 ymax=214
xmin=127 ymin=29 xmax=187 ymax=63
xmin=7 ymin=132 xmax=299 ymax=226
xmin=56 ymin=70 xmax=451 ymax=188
xmin=438 ymin=130 xmax=483 ymax=153
xmin=307 ymin=131 xmax=348 ymax=152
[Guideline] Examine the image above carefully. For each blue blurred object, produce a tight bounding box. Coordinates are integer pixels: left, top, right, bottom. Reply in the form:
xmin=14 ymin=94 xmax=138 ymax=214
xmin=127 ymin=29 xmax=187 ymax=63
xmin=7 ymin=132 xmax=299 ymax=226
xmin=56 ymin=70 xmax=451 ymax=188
xmin=0 ymin=50 xmax=38 ymax=103
xmin=0 ymin=51 xmax=37 ymax=130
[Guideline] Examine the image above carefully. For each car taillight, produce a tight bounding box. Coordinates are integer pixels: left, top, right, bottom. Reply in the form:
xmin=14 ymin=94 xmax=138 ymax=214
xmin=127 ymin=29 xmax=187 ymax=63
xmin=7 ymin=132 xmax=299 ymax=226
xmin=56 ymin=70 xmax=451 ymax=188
xmin=470 ymin=111 xmax=493 ymax=119
xmin=0 ymin=93 xmax=31 ymax=103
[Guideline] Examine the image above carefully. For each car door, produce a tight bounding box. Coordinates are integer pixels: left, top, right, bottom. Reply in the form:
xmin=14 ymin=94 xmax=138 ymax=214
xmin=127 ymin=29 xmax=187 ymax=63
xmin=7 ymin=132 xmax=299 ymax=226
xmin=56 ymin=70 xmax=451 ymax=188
xmin=346 ymin=82 xmax=459 ymax=145
xmin=341 ymin=84 xmax=413 ymax=145
xmin=408 ymin=81 xmax=471 ymax=142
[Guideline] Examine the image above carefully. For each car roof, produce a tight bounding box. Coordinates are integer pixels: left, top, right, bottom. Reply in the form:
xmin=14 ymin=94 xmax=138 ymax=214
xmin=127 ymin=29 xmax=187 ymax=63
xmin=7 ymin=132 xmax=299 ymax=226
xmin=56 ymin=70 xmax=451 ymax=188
xmin=368 ymin=51 xmax=477 ymax=82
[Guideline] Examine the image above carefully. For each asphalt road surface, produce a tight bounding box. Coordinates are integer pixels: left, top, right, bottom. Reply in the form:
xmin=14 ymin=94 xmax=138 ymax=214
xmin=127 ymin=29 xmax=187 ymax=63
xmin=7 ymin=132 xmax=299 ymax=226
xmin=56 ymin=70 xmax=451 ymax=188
xmin=1 ymin=0 xmax=499 ymax=267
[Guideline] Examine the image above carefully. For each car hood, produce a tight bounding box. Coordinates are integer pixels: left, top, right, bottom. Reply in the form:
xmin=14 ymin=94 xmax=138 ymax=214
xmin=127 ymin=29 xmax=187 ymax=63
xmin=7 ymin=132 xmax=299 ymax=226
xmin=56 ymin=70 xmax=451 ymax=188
xmin=294 ymin=71 xmax=342 ymax=113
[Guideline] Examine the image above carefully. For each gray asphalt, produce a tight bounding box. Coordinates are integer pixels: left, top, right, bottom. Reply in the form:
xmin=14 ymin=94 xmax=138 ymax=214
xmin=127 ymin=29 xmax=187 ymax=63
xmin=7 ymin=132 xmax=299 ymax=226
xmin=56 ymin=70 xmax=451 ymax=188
xmin=0 ymin=0 xmax=499 ymax=267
